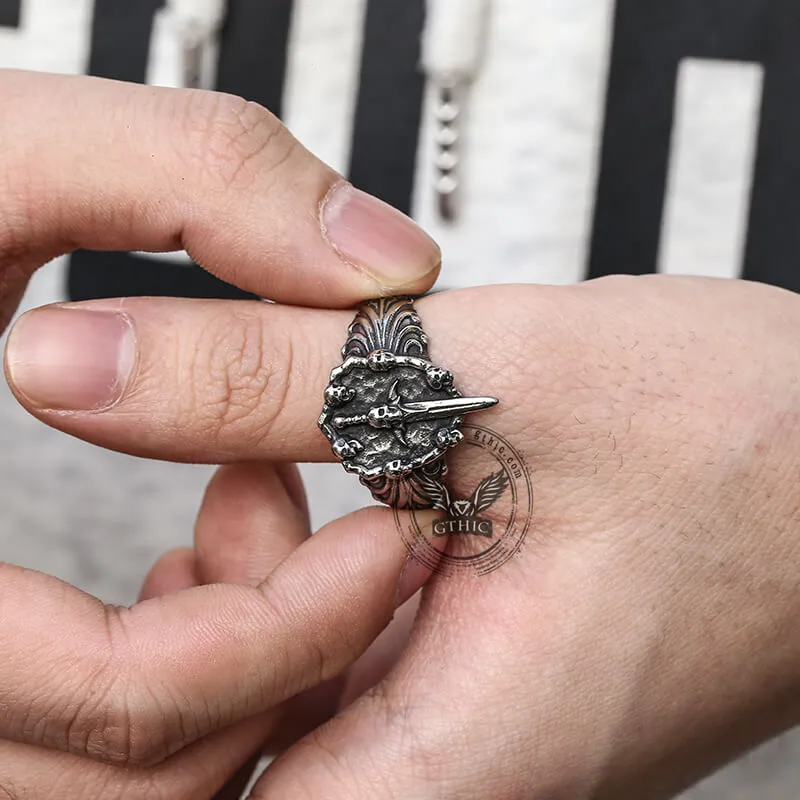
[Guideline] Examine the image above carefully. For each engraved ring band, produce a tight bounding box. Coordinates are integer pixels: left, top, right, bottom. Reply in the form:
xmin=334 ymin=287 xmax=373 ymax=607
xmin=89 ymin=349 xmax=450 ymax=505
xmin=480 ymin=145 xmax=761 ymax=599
xmin=318 ymin=296 xmax=499 ymax=508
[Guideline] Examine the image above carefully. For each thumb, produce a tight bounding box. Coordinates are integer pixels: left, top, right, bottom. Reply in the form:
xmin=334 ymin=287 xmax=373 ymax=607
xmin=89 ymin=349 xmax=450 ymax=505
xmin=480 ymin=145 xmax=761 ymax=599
xmin=0 ymin=69 xmax=440 ymax=329
xmin=247 ymin=515 xmax=445 ymax=800
xmin=0 ymin=507 xmax=425 ymax=769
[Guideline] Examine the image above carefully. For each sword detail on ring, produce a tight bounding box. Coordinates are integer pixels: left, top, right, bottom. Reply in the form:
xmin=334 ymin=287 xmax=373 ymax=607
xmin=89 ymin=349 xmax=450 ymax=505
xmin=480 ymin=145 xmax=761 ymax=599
xmin=333 ymin=380 xmax=497 ymax=446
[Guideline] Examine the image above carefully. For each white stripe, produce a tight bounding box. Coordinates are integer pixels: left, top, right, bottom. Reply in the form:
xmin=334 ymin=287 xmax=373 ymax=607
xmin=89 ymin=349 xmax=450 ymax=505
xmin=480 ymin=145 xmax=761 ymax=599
xmin=413 ymin=0 xmax=617 ymax=289
xmin=0 ymin=0 xmax=94 ymax=74
xmin=143 ymin=4 xmax=221 ymax=265
xmin=659 ymin=58 xmax=763 ymax=280
xmin=281 ymin=0 xmax=367 ymax=176
xmin=146 ymin=7 xmax=221 ymax=91
xmin=422 ymin=0 xmax=490 ymax=80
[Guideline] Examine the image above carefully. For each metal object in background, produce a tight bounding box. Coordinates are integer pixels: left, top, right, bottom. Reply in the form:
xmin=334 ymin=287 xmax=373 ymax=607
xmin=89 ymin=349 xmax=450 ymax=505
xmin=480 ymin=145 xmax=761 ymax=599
xmin=319 ymin=297 xmax=498 ymax=508
xmin=422 ymin=0 xmax=491 ymax=221
xmin=431 ymin=78 xmax=464 ymax=222
xmin=150 ymin=0 xmax=227 ymax=90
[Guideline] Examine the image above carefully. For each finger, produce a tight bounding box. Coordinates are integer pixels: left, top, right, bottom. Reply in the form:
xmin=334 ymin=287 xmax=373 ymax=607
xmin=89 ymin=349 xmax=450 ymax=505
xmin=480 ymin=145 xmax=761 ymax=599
xmin=182 ymin=463 xmax=310 ymax=797
xmin=195 ymin=462 xmax=310 ymax=586
xmin=0 ymin=69 xmax=440 ymax=321
xmin=4 ymin=291 xmax=503 ymax=463
xmin=260 ymin=592 xmax=420 ymax=757
xmin=250 ymin=563 xmax=445 ymax=799
xmin=0 ymin=507 xmax=426 ymax=768
xmin=139 ymin=547 xmax=199 ymax=601
xmin=337 ymin=590 xmax=422 ymax=709
xmin=251 ymin=568 xmax=482 ymax=800
xmin=0 ymin=715 xmax=269 ymax=800
xmin=262 ymin=523 xmax=438 ymax=756
xmin=196 ymin=463 xmax=312 ymax=796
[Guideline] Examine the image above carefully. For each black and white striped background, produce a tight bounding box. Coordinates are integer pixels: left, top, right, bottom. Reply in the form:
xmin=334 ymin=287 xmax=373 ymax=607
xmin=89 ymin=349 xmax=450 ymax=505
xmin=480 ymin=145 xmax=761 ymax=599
xmin=1 ymin=0 xmax=798 ymax=299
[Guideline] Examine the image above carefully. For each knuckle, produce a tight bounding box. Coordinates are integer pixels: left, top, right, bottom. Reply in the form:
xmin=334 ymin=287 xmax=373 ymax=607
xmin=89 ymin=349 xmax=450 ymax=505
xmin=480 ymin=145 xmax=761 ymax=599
xmin=0 ymin=783 xmax=17 ymax=800
xmin=0 ymin=222 xmax=32 ymax=273
xmin=65 ymin=616 xmax=147 ymax=767
xmin=188 ymin=310 xmax=294 ymax=447
xmin=0 ymin=188 xmax=36 ymax=282
xmin=57 ymin=607 xmax=184 ymax=769
xmin=8 ymin=635 xmax=130 ymax=767
xmin=180 ymin=91 xmax=297 ymax=189
xmin=97 ymin=696 xmax=198 ymax=770
xmin=83 ymin=686 xmax=159 ymax=769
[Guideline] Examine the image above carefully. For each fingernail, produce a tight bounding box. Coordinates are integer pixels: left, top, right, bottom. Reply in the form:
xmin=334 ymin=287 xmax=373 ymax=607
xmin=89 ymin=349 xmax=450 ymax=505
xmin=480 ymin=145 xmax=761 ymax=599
xmin=6 ymin=307 xmax=136 ymax=411
xmin=394 ymin=510 xmax=440 ymax=606
xmin=321 ymin=182 xmax=441 ymax=288
xmin=395 ymin=554 xmax=433 ymax=608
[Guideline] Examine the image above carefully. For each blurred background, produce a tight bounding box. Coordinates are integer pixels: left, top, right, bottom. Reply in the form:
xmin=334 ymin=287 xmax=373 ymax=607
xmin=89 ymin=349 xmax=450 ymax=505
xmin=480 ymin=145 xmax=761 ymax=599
xmin=1 ymin=0 xmax=799 ymax=796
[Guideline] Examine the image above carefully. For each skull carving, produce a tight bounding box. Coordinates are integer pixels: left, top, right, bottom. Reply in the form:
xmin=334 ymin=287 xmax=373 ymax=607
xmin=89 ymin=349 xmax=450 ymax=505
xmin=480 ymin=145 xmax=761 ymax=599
xmin=333 ymin=438 xmax=364 ymax=459
xmin=368 ymin=405 xmax=404 ymax=428
xmin=436 ymin=428 xmax=464 ymax=449
xmin=425 ymin=366 xmax=454 ymax=390
xmin=367 ymin=350 xmax=396 ymax=372
xmin=384 ymin=459 xmax=411 ymax=477
xmin=325 ymin=385 xmax=355 ymax=406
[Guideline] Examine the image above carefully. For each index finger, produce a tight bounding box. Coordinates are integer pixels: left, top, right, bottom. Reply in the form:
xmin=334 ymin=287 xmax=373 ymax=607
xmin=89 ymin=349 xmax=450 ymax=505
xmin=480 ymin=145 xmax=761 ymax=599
xmin=0 ymin=70 xmax=440 ymax=317
xmin=4 ymin=289 xmax=510 ymax=464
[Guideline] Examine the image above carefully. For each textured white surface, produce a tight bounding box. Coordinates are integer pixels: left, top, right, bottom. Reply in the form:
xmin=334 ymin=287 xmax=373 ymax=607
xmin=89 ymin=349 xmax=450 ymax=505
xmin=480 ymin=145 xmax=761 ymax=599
xmin=0 ymin=0 xmax=93 ymax=73
xmin=659 ymin=59 xmax=764 ymax=280
xmin=282 ymin=0 xmax=366 ymax=176
xmin=414 ymin=0 xmax=617 ymax=289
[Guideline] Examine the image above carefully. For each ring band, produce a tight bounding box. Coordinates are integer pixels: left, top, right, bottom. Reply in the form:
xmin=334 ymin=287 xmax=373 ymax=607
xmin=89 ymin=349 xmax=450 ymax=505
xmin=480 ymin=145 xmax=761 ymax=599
xmin=319 ymin=296 xmax=498 ymax=508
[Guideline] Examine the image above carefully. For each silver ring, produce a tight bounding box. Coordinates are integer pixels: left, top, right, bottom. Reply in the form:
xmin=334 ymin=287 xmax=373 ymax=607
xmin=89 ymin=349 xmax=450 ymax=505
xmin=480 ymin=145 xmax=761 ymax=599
xmin=319 ymin=296 xmax=499 ymax=508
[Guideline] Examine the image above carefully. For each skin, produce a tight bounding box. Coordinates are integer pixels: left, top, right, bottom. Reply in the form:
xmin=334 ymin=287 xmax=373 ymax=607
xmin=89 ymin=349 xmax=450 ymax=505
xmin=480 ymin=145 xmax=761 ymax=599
xmin=0 ymin=69 xmax=439 ymax=798
xmin=3 ymin=70 xmax=800 ymax=798
xmin=9 ymin=278 xmax=800 ymax=799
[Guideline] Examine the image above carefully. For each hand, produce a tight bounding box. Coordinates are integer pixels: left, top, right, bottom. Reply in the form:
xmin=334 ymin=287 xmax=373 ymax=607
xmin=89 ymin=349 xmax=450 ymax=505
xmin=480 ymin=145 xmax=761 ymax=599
xmin=135 ymin=462 xmax=337 ymax=800
xmin=0 ymin=68 xmax=439 ymax=327
xmin=0 ymin=458 xmax=422 ymax=798
xmin=10 ymin=275 xmax=800 ymax=798
xmin=147 ymin=460 xmax=423 ymax=796
xmin=0 ymin=67 xmax=439 ymax=797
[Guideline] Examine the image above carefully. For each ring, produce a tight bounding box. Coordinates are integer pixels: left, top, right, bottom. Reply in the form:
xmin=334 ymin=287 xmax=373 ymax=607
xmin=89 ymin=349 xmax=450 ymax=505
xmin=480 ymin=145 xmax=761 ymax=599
xmin=319 ymin=296 xmax=499 ymax=508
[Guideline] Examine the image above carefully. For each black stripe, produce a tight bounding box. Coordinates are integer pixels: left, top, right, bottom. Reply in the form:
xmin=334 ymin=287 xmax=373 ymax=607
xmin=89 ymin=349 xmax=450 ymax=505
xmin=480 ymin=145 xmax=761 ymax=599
xmin=68 ymin=253 xmax=255 ymax=301
xmin=86 ymin=0 xmax=163 ymax=82
xmin=588 ymin=0 xmax=800 ymax=293
xmin=587 ymin=0 xmax=680 ymax=280
xmin=348 ymin=0 xmax=426 ymax=216
xmin=70 ymin=0 xmax=294 ymax=302
xmin=0 ymin=0 xmax=21 ymax=28
xmin=215 ymin=0 xmax=293 ymax=116
xmin=741 ymin=1 xmax=800 ymax=292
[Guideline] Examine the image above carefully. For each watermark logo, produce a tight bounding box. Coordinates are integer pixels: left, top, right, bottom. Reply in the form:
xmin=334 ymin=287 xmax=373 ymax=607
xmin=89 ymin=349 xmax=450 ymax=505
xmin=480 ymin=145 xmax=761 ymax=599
xmin=427 ymin=470 xmax=508 ymax=538
xmin=395 ymin=424 xmax=533 ymax=576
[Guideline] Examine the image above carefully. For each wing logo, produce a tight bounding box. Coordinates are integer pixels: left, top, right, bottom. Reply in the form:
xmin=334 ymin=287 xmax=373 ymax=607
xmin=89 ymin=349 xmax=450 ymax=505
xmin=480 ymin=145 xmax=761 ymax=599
xmin=394 ymin=423 xmax=532 ymax=577
xmin=420 ymin=469 xmax=510 ymax=539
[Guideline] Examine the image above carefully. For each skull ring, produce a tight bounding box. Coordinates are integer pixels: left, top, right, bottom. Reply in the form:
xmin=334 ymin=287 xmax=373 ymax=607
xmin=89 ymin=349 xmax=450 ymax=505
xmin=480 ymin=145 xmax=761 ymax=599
xmin=318 ymin=296 xmax=498 ymax=508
